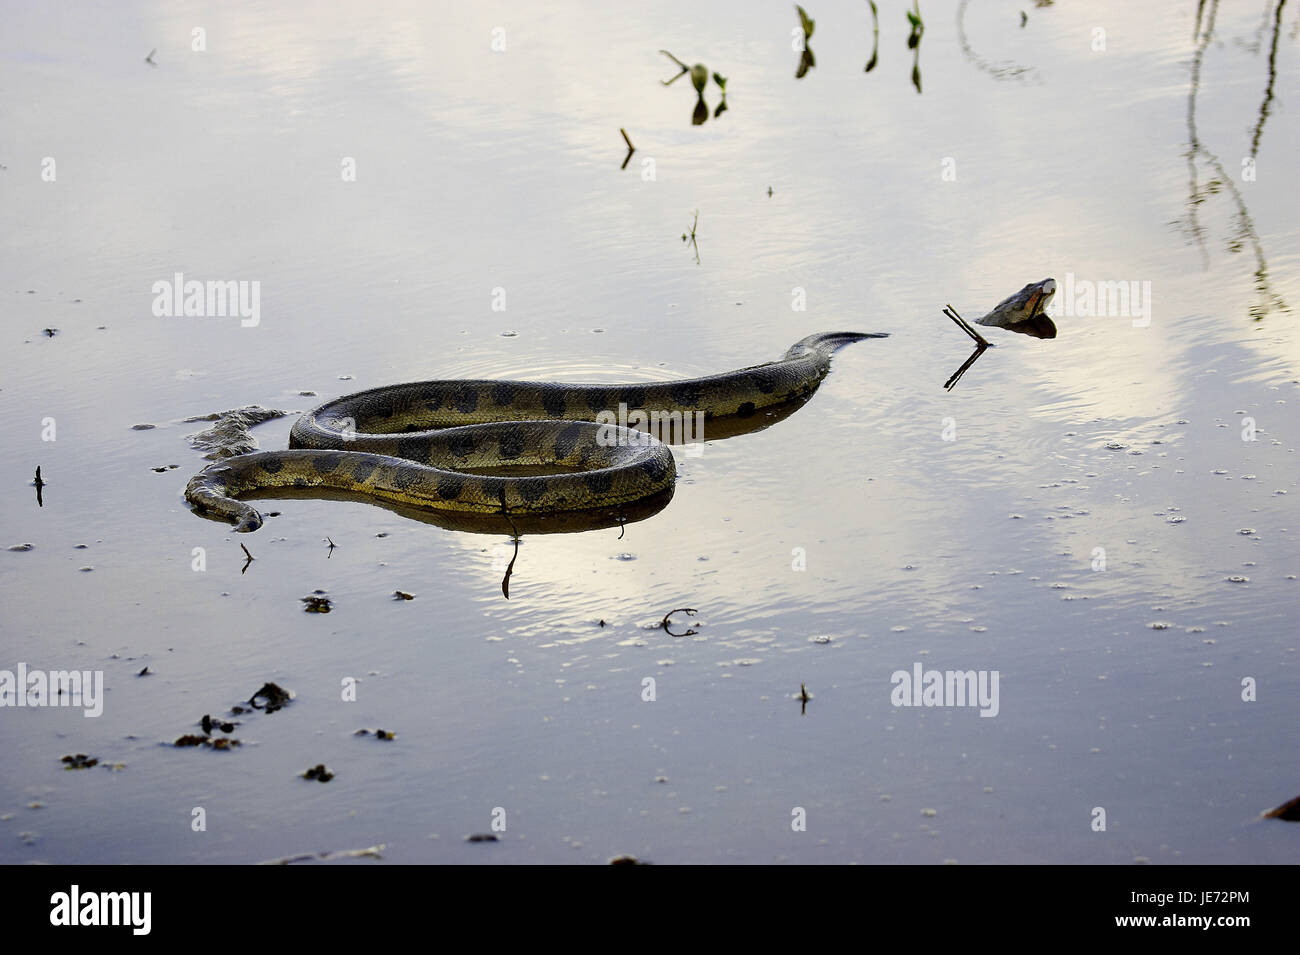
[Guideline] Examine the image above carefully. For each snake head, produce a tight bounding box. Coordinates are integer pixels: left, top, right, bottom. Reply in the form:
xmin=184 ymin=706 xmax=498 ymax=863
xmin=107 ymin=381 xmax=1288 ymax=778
xmin=977 ymin=278 xmax=1057 ymax=329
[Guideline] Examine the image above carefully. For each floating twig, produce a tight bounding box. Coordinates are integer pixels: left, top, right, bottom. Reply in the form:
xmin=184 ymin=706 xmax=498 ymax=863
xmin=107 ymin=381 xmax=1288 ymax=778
xmin=619 ymin=127 xmax=636 ymax=170
xmin=944 ymin=304 xmax=990 ymax=348
xmin=661 ymin=608 xmax=699 ymax=637
xmin=658 ymin=49 xmax=690 ymax=85
xmin=942 ymin=304 xmax=991 ymax=392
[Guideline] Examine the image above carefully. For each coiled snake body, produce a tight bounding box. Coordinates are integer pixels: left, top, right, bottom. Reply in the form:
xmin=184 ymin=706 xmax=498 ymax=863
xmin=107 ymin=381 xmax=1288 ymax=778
xmin=184 ymin=332 xmax=884 ymax=532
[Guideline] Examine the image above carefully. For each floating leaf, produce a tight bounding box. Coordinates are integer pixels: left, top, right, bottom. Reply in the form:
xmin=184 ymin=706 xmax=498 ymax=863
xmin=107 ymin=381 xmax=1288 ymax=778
xmin=796 ymin=4 xmax=815 ymax=38
xmin=689 ymin=63 xmax=708 ymax=93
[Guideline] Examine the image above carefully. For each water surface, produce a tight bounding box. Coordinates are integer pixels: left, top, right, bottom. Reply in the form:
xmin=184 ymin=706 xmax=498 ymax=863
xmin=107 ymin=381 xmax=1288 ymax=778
xmin=1 ymin=0 xmax=1297 ymax=863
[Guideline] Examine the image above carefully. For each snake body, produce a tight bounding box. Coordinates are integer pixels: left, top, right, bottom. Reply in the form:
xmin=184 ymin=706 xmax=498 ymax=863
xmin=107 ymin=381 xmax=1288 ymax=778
xmin=184 ymin=332 xmax=884 ymax=532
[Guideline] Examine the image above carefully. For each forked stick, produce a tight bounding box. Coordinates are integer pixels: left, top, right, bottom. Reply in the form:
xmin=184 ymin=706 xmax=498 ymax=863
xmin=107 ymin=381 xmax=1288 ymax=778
xmin=943 ymin=304 xmax=991 ymax=348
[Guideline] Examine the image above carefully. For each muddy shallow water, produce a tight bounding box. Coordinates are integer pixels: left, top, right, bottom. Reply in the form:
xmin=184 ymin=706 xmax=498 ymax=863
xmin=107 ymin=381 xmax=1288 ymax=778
xmin=1 ymin=0 xmax=1298 ymax=863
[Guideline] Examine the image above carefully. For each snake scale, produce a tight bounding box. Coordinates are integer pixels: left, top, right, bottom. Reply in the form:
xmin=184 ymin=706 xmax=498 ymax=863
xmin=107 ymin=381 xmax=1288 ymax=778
xmin=184 ymin=332 xmax=885 ymax=532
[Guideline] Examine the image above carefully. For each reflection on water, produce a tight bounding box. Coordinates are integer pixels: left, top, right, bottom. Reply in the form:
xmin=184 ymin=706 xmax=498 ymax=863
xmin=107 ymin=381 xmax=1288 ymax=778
xmin=956 ymin=0 xmax=1043 ymax=81
xmin=864 ymin=1 xmax=880 ymax=73
xmin=906 ymin=1 xmax=925 ymax=93
xmin=795 ymin=5 xmax=816 ymax=79
xmin=794 ymin=2 xmax=923 ymax=89
xmin=660 ymin=50 xmax=728 ymax=125
xmin=1179 ymin=0 xmax=1290 ymax=321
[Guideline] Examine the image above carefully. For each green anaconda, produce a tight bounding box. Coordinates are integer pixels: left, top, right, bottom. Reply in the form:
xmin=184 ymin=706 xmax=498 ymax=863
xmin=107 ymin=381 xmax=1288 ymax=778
xmin=184 ymin=331 xmax=885 ymax=532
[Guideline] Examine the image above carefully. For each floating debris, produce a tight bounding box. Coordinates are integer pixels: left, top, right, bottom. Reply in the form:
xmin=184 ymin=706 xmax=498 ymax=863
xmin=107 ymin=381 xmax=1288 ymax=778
xmin=465 ymin=833 xmax=499 ymax=843
xmin=609 ymin=855 xmax=649 ymax=865
xmin=249 ymin=682 xmax=293 ymax=712
xmin=301 ymin=591 xmax=332 ymax=613
xmin=61 ymin=754 xmax=98 ymax=770
xmin=661 ymin=607 xmax=699 ymax=637
xmin=303 ymin=764 xmax=334 ymax=782
xmin=200 ymin=714 xmax=236 ymax=734
xmin=393 ymin=590 xmax=415 ymax=601
xmin=173 ymin=735 xmax=241 ymax=750
xmin=8 ymin=543 xmax=35 ymax=552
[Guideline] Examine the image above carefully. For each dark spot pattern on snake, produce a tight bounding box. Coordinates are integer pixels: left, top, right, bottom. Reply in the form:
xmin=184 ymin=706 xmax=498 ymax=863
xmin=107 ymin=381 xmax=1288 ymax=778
xmin=312 ymin=453 xmax=344 ymax=474
xmin=555 ymin=423 xmax=582 ymax=459
xmin=447 ymin=431 xmax=477 ymax=459
xmin=453 ymin=385 xmax=479 ymax=414
xmin=350 ymin=458 xmax=378 ymax=483
xmin=497 ymin=428 xmax=525 ymax=460
xmin=397 ymin=436 xmax=429 ymax=464
xmin=542 ymin=390 xmax=567 ymax=418
xmin=391 ymin=466 xmax=421 ymax=490
xmin=436 ymin=475 xmax=465 ymax=501
xmin=517 ymin=479 xmax=547 ymax=504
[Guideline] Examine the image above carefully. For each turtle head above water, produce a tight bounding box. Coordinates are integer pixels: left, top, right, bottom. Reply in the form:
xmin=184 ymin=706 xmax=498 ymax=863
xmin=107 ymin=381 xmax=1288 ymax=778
xmin=975 ymin=278 xmax=1057 ymax=338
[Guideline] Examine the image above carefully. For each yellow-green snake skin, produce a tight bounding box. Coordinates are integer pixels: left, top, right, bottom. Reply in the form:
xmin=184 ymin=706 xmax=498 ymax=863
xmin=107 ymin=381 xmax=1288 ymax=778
xmin=184 ymin=332 xmax=884 ymax=532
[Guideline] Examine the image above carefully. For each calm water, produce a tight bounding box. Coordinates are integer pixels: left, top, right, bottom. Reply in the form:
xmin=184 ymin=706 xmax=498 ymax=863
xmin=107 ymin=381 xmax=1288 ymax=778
xmin=1 ymin=0 xmax=1297 ymax=864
